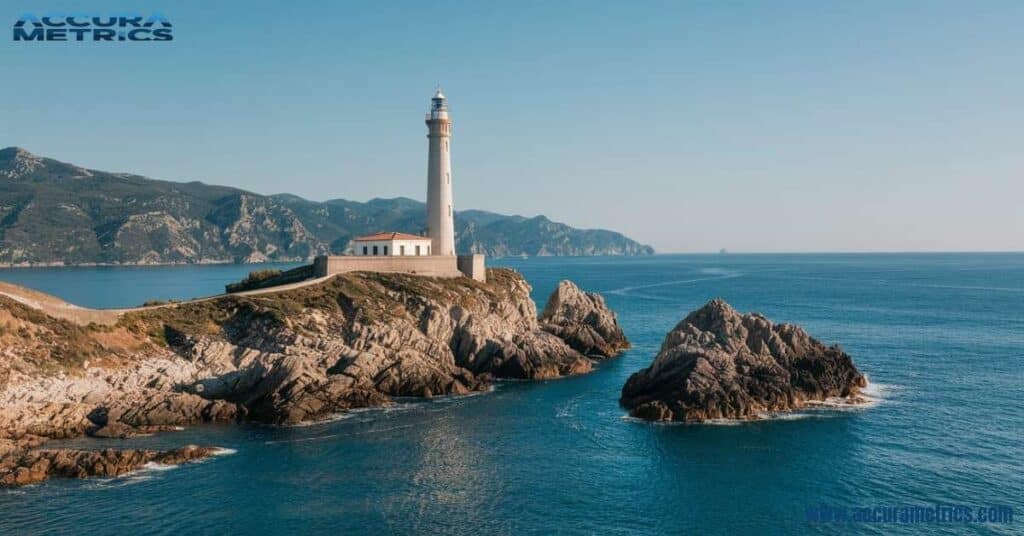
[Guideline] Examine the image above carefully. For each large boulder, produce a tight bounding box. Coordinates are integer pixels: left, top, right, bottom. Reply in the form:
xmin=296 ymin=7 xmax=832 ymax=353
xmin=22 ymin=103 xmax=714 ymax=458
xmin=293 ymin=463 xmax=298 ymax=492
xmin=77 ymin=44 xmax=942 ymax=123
xmin=620 ymin=299 xmax=866 ymax=422
xmin=539 ymin=280 xmax=630 ymax=358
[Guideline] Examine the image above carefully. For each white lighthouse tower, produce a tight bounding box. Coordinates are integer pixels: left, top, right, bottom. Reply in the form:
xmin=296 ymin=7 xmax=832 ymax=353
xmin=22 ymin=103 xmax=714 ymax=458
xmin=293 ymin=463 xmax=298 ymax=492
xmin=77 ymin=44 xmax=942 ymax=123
xmin=311 ymin=89 xmax=484 ymax=282
xmin=425 ymin=88 xmax=455 ymax=256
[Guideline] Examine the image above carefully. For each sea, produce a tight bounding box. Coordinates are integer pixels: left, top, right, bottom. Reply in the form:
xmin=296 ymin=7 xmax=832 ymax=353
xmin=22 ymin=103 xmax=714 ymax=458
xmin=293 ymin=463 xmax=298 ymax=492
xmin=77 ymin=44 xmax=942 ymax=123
xmin=0 ymin=253 xmax=1021 ymax=535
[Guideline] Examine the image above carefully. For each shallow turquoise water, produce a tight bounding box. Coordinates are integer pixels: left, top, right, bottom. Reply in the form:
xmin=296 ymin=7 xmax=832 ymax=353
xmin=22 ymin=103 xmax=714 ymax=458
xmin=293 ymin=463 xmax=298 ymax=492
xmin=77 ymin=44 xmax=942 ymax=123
xmin=1 ymin=254 xmax=1021 ymax=535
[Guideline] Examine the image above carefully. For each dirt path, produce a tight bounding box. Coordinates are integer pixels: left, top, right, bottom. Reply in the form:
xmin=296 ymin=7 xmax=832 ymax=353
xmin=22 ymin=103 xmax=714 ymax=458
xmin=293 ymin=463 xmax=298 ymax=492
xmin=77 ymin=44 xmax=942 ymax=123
xmin=0 ymin=274 xmax=336 ymax=326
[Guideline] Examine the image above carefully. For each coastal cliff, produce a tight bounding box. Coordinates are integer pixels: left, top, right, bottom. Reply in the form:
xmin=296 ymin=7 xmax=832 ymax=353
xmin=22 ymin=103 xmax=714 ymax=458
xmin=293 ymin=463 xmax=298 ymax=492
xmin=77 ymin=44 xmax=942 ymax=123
xmin=620 ymin=299 xmax=866 ymax=422
xmin=0 ymin=268 xmax=627 ymax=485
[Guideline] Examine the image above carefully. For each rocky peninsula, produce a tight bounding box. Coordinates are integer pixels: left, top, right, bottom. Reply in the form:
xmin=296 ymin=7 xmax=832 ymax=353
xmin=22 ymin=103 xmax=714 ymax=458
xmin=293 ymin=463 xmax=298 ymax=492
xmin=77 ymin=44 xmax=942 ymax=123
xmin=620 ymin=299 xmax=866 ymax=422
xmin=0 ymin=269 xmax=627 ymax=486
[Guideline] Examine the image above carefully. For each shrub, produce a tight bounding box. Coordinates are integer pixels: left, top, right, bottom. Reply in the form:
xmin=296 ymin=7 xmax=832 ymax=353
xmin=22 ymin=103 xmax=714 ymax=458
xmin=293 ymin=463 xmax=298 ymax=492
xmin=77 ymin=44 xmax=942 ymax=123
xmin=226 ymin=269 xmax=283 ymax=293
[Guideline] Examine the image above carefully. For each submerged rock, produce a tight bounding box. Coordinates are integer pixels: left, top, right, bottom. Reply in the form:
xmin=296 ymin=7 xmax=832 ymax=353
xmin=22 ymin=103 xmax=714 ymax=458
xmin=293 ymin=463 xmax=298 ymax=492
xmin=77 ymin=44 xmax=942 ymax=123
xmin=539 ymin=280 xmax=630 ymax=358
xmin=620 ymin=299 xmax=866 ymax=422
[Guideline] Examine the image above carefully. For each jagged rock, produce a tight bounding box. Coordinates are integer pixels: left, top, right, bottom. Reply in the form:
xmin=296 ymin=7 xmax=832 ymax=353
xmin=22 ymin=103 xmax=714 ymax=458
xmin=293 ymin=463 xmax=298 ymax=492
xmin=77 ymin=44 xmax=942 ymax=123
xmin=1 ymin=268 xmax=625 ymax=432
xmin=620 ymin=299 xmax=866 ymax=422
xmin=87 ymin=422 xmax=138 ymax=439
xmin=540 ymin=280 xmax=630 ymax=358
xmin=0 ymin=445 xmax=218 ymax=487
xmin=162 ymin=269 xmax=598 ymax=423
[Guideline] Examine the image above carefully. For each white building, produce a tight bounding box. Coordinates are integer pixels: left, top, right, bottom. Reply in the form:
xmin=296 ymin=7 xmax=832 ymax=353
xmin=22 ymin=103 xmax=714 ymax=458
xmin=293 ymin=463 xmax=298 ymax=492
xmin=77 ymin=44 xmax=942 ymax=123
xmin=352 ymin=232 xmax=433 ymax=256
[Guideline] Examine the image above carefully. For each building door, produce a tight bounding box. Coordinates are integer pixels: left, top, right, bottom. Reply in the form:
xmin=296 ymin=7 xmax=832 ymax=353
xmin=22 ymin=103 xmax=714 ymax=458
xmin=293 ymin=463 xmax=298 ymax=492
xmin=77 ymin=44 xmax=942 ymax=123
xmin=400 ymin=245 xmax=405 ymax=256
xmin=415 ymin=245 xmax=420 ymax=256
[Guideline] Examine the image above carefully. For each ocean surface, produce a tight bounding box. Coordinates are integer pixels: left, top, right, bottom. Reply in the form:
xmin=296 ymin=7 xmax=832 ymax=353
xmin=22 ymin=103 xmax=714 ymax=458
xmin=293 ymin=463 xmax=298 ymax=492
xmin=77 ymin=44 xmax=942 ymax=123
xmin=0 ymin=254 xmax=1021 ymax=535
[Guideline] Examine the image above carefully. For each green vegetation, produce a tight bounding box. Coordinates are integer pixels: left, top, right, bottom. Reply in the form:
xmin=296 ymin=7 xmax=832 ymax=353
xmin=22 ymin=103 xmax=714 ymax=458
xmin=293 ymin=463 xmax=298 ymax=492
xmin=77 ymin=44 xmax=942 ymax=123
xmin=121 ymin=268 xmax=525 ymax=342
xmin=225 ymin=269 xmax=283 ymax=293
xmin=142 ymin=299 xmax=179 ymax=307
xmin=0 ymin=296 xmax=105 ymax=369
xmin=1 ymin=267 xmax=527 ymax=378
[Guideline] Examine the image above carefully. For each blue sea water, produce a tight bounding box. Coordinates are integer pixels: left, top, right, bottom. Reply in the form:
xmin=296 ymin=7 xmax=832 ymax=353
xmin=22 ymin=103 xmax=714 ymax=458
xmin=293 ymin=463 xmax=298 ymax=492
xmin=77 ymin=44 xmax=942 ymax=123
xmin=0 ymin=254 xmax=1021 ymax=535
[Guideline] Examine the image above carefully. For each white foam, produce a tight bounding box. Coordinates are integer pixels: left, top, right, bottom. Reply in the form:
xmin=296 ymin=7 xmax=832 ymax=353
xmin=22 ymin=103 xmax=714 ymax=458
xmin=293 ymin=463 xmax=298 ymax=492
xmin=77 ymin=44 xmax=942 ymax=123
xmin=140 ymin=462 xmax=178 ymax=472
xmin=607 ymin=268 xmax=743 ymax=298
xmin=861 ymin=379 xmax=898 ymax=399
xmin=619 ymin=382 xmax=888 ymax=426
xmin=754 ymin=412 xmax=818 ymax=421
xmin=618 ymin=415 xmax=706 ymax=426
xmin=700 ymin=418 xmax=745 ymax=426
xmin=283 ymin=411 xmax=359 ymax=427
xmin=211 ymin=447 xmax=237 ymax=456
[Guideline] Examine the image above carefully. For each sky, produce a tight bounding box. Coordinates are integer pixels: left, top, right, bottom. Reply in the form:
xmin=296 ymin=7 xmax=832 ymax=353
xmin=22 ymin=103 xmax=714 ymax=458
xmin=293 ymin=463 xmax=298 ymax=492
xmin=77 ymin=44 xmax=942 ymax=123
xmin=2 ymin=0 xmax=1021 ymax=253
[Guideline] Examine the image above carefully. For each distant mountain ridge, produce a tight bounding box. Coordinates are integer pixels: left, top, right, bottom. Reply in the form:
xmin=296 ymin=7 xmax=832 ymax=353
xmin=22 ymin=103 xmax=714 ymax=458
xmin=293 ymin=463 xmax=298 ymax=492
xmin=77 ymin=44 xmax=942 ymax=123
xmin=0 ymin=147 xmax=653 ymax=265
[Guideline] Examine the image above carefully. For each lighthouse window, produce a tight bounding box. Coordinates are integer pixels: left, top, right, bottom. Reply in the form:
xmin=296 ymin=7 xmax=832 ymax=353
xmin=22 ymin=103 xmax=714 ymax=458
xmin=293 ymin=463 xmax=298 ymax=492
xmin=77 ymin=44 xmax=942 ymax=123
xmin=449 ymin=205 xmax=452 ymax=217
xmin=446 ymin=172 xmax=450 ymax=184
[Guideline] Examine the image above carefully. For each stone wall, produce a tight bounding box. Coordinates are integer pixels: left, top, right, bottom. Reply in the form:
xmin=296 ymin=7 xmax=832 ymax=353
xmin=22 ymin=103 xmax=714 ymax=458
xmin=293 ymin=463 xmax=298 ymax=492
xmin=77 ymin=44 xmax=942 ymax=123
xmin=457 ymin=254 xmax=486 ymax=282
xmin=313 ymin=255 xmax=463 ymax=279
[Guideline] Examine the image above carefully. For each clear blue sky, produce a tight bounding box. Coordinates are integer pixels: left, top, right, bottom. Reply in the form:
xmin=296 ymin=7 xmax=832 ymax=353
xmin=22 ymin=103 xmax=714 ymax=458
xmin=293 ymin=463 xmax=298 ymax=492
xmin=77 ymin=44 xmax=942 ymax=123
xmin=2 ymin=0 xmax=1021 ymax=252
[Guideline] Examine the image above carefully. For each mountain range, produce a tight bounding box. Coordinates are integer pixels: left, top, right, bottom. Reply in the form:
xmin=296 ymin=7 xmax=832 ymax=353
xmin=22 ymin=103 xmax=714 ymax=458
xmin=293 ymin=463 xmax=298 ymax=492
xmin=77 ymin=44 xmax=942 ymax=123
xmin=0 ymin=147 xmax=653 ymax=265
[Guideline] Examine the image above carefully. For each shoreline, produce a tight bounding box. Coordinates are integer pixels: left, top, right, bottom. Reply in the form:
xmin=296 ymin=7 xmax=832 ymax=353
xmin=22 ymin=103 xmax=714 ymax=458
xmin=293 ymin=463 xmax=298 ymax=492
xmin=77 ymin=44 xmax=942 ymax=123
xmin=0 ymin=259 xmax=311 ymax=270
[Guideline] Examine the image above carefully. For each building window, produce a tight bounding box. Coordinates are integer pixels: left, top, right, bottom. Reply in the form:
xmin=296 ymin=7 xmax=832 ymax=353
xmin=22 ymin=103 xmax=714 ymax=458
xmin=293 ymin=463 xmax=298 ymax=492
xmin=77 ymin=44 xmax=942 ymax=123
xmin=383 ymin=246 xmax=389 ymax=256
xmin=427 ymin=245 xmax=431 ymax=255
xmin=415 ymin=245 xmax=421 ymax=256
xmin=362 ymin=246 xmax=367 ymax=255
xmin=372 ymin=245 xmax=378 ymax=256
xmin=400 ymin=245 xmax=405 ymax=256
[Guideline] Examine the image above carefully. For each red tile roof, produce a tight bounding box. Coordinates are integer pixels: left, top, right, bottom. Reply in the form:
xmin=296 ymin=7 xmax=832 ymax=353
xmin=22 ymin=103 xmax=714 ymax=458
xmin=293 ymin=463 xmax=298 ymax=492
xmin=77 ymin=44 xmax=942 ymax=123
xmin=352 ymin=232 xmax=431 ymax=242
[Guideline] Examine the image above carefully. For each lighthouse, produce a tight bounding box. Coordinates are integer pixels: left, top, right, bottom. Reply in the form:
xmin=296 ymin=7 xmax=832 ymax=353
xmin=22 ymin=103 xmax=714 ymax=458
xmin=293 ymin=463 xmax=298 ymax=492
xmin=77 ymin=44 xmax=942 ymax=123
xmin=311 ymin=89 xmax=484 ymax=282
xmin=425 ymin=88 xmax=455 ymax=256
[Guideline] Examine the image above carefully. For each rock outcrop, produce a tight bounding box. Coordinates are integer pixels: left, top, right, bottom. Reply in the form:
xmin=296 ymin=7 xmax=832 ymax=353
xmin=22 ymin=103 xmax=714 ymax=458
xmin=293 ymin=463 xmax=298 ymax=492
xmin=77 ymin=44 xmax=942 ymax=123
xmin=149 ymin=269 xmax=618 ymax=424
xmin=620 ymin=299 xmax=866 ymax=422
xmin=0 ymin=268 xmax=627 ymax=485
xmin=0 ymin=443 xmax=217 ymax=487
xmin=539 ymin=280 xmax=630 ymax=358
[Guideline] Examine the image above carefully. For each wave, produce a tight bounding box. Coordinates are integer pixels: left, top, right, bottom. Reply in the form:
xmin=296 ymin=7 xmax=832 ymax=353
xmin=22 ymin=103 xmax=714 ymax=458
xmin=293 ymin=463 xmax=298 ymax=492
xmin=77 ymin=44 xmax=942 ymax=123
xmin=607 ymin=268 xmax=743 ymax=300
xmin=263 ymin=422 xmax=420 ymax=445
xmin=140 ymin=462 xmax=179 ymax=472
